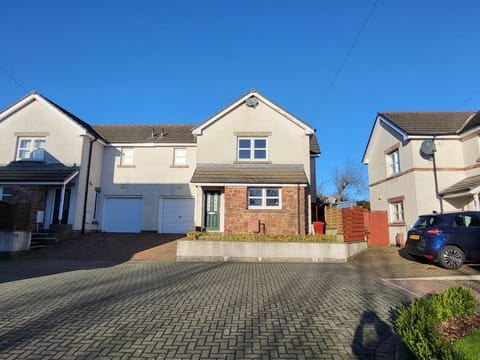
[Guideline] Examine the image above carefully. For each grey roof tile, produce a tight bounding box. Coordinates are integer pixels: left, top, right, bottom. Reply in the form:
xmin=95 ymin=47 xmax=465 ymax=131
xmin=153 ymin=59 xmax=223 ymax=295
xmin=439 ymin=174 xmax=480 ymax=196
xmin=380 ymin=111 xmax=479 ymax=135
xmin=0 ymin=163 xmax=79 ymax=183
xmin=92 ymin=124 xmax=196 ymax=143
xmin=310 ymin=135 xmax=320 ymax=155
xmin=191 ymin=164 xmax=308 ymax=184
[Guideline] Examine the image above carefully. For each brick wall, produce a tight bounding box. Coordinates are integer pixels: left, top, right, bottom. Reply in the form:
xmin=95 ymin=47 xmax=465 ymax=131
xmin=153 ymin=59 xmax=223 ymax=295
xmin=8 ymin=185 xmax=47 ymax=231
xmin=224 ymin=186 xmax=306 ymax=235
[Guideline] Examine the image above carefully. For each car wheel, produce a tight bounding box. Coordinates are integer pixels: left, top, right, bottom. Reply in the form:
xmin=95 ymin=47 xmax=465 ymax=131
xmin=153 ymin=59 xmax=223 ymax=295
xmin=438 ymin=246 xmax=465 ymax=269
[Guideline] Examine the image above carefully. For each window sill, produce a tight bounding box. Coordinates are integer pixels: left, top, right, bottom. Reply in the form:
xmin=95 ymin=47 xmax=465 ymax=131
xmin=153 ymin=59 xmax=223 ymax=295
xmin=234 ymin=160 xmax=272 ymax=164
xmin=116 ymin=165 xmax=136 ymax=168
xmin=170 ymin=165 xmax=189 ymax=168
xmin=389 ymin=222 xmax=406 ymax=227
xmin=248 ymin=208 xmax=283 ymax=211
xmin=15 ymin=159 xmax=45 ymax=162
xmin=386 ymin=172 xmax=402 ymax=180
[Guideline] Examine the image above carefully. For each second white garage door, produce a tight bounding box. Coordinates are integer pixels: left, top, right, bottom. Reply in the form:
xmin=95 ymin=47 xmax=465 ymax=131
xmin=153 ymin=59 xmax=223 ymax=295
xmin=161 ymin=198 xmax=194 ymax=233
xmin=103 ymin=197 xmax=142 ymax=233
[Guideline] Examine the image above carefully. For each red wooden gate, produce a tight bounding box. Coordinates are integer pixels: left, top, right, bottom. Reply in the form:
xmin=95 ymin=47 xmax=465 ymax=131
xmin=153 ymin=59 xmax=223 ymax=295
xmin=365 ymin=210 xmax=389 ymax=246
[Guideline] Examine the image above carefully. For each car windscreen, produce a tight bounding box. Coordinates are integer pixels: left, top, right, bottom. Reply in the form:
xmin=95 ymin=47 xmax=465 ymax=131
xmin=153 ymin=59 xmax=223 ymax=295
xmin=412 ymin=216 xmax=441 ymax=229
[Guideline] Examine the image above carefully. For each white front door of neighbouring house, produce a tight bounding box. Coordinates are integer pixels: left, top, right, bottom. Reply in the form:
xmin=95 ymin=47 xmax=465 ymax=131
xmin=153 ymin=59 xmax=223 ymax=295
xmin=103 ymin=197 xmax=142 ymax=233
xmin=160 ymin=198 xmax=194 ymax=233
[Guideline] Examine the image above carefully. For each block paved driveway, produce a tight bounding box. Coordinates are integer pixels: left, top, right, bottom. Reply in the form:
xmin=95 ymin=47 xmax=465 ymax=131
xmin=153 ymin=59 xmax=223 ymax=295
xmin=0 ymin=236 xmax=479 ymax=360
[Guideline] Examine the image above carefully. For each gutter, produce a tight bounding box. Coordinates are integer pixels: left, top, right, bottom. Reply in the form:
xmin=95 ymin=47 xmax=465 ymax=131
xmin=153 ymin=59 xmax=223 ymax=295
xmin=81 ymin=137 xmax=97 ymax=234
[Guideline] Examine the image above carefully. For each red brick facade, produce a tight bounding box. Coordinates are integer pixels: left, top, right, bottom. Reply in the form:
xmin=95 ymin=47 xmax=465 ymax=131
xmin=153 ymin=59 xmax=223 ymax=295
xmin=224 ymin=186 xmax=306 ymax=235
xmin=5 ymin=185 xmax=47 ymax=231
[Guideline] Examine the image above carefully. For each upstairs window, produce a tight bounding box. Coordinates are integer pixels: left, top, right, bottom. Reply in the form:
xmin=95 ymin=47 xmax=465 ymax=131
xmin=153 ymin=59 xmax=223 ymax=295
xmin=387 ymin=149 xmax=400 ymax=176
xmin=248 ymin=188 xmax=281 ymax=209
xmin=238 ymin=137 xmax=267 ymax=161
xmin=16 ymin=137 xmax=45 ymax=161
xmin=173 ymin=148 xmax=187 ymax=166
xmin=120 ymin=148 xmax=134 ymax=166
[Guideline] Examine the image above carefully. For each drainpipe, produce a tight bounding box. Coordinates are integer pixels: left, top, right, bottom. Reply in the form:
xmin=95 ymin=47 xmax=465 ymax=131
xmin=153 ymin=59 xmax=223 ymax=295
xmin=81 ymin=137 xmax=97 ymax=234
xmin=431 ymin=137 xmax=444 ymax=213
xmin=297 ymin=184 xmax=301 ymax=236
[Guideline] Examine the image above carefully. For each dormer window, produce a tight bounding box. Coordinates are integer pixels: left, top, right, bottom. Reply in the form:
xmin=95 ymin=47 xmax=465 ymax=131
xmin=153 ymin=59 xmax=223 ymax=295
xmin=16 ymin=137 xmax=45 ymax=161
xmin=238 ymin=137 xmax=267 ymax=161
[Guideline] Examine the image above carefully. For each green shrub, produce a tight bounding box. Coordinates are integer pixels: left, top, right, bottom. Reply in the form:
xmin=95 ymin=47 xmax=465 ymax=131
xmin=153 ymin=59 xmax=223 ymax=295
xmin=185 ymin=231 xmax=338 ymax=242
xmin=394 ymin=286 xmax=477 ymax=360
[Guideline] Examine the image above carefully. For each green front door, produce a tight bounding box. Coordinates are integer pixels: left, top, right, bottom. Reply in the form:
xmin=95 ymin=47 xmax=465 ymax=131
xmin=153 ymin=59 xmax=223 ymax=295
xmin=205 ymin=192 xmax=220 ymax=231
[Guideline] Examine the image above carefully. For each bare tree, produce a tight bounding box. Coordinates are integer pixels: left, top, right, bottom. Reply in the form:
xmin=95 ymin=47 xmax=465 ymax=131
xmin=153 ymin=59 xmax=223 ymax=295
xmin=332 ymin=159 xmax=365 ymax=202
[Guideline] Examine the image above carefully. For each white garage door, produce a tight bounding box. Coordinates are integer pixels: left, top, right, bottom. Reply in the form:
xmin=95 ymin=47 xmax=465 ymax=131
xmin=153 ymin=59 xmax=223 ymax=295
xmin=161 ymin=198 xmax=194 ymax=233
xmin=103 ymin=197 xmax=142 ymax=233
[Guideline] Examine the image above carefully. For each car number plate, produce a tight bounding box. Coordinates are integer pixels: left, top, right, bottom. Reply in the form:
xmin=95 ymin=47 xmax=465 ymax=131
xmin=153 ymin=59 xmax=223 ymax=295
xmin=408 ymin=234 xmax=420 ymax=240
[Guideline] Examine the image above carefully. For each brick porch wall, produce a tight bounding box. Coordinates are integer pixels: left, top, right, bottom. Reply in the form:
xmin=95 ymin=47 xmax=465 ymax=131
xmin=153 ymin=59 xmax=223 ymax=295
xmin=224 ymin=186 xmax=306 ymax=235
xmin=8 ymin=185 xmax=47 ymax=231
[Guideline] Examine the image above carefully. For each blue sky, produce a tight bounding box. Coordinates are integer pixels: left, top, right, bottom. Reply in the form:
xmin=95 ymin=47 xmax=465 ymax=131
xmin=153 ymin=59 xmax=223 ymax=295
xmin=1 ymin=0 xmax=479 ymax=198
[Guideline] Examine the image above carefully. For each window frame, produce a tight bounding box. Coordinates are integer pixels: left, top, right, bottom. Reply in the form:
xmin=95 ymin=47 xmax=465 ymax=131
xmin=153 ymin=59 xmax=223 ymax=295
xmin=389 ymin=201 xmax=405 ymax=224
xmin=16 ymin=137 xmax=46 ymax=161
xmin=173 ymin=148 xmax=187 ymax=166
xmin=237 ymin=137 xmax=268 ymax=161
xmin=120 ymin=148 xmax=134 ymax=166
xmin=247 ymin=187 xmax=281 ymax=210
xmin=386 ymin=149 xmax=400 ymax=176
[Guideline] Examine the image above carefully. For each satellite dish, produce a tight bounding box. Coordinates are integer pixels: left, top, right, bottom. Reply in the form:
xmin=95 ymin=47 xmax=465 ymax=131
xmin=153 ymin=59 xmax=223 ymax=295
xmin=420 ymin=140 xmax=436 ymax=157
xmin=246 ymin=97 xmax=258 ymax=108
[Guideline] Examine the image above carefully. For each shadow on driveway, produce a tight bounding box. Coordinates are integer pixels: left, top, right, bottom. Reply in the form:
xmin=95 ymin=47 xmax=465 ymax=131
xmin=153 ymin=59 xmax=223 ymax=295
xmin=0 ymin=232 xmax=183 ymax=283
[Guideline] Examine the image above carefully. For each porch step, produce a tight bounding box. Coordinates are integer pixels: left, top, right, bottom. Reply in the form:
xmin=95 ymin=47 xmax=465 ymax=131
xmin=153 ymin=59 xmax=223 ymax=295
xmin=30 ymin=233 xmax=58 ymax=249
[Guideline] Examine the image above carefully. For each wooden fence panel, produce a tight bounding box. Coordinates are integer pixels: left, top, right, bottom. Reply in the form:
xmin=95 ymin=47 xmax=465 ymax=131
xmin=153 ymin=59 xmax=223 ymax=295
xmin=341 ymin=207 xmax=365 ymax=241
xmin=325 ymin=207 xmax=343 ymax=234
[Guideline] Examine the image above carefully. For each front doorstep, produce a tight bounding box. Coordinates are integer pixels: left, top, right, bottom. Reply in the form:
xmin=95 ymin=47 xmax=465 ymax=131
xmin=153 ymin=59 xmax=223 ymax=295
xmin=176 ymin=240 xmax=368 ymax=263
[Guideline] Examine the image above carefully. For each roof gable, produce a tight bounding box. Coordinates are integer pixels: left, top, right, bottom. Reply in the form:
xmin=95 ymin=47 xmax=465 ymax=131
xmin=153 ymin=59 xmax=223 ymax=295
xmin=379 ymin=111 xmax=479 ymax=136
xmin=363 ymin=111 xmax=480 ymax=164
xmin=0 ymin=91 xmax=105 ymax=141
xmin=192 ymin=90 xmax=315 ymax=136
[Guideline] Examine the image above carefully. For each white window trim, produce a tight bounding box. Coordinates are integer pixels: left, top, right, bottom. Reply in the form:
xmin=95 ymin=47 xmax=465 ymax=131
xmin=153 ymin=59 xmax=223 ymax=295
xmin=248 ymin=188 xmax=281 ymax=209
xmin=120 ymin=148 xmax=134 ymax=166
xmin=387 ymin=150 xmax=400 ymax=176
xmin=16 ymin=137 xmax=46 ymax=161
xmin=389 ymin=201 xmax=405 ymax=223
xmin=237 ymin=137 xmax=268 ymax=161
xmin=173 ymin=148 xmax=187 ymax=166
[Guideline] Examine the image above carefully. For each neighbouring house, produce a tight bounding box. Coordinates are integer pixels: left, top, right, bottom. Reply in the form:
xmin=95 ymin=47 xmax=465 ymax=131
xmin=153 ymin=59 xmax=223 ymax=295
xmin=363 ymin=111 xmax=480 ymax=245
xmin=0 ymin=92 xmax=105 ymax=234
xmin=0 ymin=90 xmax=320 ymax=236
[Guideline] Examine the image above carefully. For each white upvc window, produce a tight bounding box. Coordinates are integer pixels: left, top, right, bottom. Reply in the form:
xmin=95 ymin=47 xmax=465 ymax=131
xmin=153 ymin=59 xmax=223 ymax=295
xmin=0 ymin=187 xmax=12 ymax=201
xmin=173 ymin=148 xmax=187 ymax=166
xmin=389 ymin=201 xmax=405 ymax=223
xmin=248 ymin=188 xmax=281 ymax=209
xmin=238 ymin=137 xmax=268 ymax=161
xmin=120 ymin=148 xmax=134 ymax=165
xmin=387 ymin=149 xmax=400 ymax=176
xmin=16 ymin=137 xmax=45 ymax=161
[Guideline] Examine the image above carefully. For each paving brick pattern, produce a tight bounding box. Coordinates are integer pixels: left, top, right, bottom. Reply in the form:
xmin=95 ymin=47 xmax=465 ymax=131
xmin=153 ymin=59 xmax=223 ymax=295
xmin=0 ymin=260 xmax=408 ymax=359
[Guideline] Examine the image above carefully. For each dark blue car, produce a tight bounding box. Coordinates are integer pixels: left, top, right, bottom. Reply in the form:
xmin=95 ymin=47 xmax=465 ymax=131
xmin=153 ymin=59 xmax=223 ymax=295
xmin=406 ymin=211 xmax=480 ymax=269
